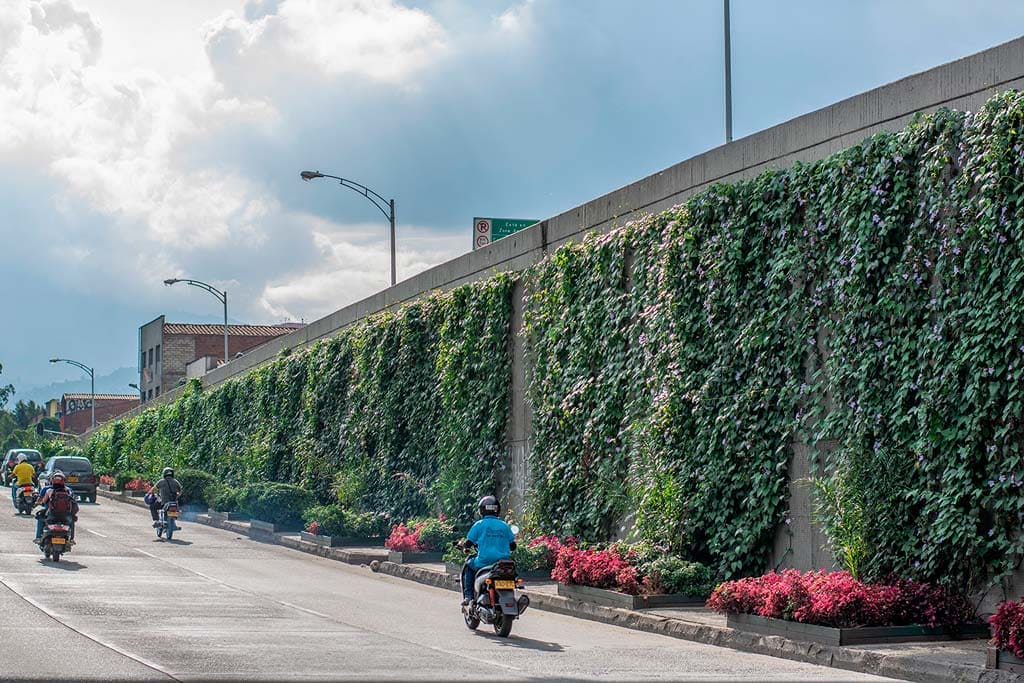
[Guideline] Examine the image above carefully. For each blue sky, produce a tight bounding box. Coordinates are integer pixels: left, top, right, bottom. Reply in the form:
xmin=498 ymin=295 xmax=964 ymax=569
xmin=2 ymin=0 xmax=1024 ymax=397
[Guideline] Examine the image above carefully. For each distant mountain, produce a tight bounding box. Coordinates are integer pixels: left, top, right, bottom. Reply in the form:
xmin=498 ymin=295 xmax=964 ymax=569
xmin=15 ymin=367 xmax=139 ymax=404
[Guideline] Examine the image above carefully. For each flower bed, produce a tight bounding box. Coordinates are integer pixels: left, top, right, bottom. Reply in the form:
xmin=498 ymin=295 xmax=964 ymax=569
xmin=552 ymin=542 xmax=714 ymax=606
xmin=302 ymin=505 xmax=389 ymax=546
xmin=708 ymin=570 xmax=982 ymax=644
xmin=987 ymin=598 xmax=1024 ymax=672
xmin=385 ymin=515 xmax=456 ymax=564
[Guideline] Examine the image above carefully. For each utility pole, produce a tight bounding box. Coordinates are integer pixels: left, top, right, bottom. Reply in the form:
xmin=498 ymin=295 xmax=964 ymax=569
xmin=724 ymin=0 xmax=733 ymax=143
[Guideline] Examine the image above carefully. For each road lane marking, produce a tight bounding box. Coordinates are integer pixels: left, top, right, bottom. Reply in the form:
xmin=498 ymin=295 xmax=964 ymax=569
xmin=0 ymin=577 xmax=180 ymax=681
xmin=85 ymin=528 xmax=108 ymax=538
xmin=132 ymin=547 xmax=522 ymax=673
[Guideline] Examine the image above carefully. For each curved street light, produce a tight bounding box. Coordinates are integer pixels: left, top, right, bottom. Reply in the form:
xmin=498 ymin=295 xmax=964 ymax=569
xmin=300 ymin=170 xmax=396 ymax=287
xmin=50 ymin=357 xmax=94 ymax=429
xmin=164 ymin=278 xmax=229 ymax=365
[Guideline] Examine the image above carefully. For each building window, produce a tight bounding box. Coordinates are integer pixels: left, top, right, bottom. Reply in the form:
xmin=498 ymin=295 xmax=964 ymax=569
xmin=148 ymin=348 xmax=154 ymax=366
xmin=147 ymin=389 xmax=153 ymax=401
xmin=141 ymin=351 xmax=145 ymax=370
xmin=155 ymin=345 xmax=161 ymax=363
xmin=155 ymin=386 xmax=161 ymax=397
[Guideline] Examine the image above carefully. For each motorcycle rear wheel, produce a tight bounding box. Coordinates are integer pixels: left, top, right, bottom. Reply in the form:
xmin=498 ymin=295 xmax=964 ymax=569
xmin=51 ymin=552 xmax=61 ymax=563
xmin=463 ymin=608 xmax=480 ymax=631
xmin=166 ymin=528 xmax=174 ymax=541
xmin=493 ymin=612 xmax=513 ymax=637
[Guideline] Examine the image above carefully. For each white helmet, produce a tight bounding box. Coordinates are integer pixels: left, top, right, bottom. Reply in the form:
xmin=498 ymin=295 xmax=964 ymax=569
xmin=16 ymin=454 xmax=26 ymax=463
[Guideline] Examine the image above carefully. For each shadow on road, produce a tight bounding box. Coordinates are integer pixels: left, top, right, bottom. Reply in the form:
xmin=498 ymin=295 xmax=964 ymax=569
xmin=37 ymin=558 xmax=85 ymax=571
xmin=478 ymin=632 xmax=564 ymax=652
xmin=151 ymin=538 xmax=193 ymax=546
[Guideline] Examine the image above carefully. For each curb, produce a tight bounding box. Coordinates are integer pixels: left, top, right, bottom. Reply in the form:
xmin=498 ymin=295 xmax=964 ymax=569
xmin=96 ymin=488 xmax=149 ymax=509
xmin=97 ymin=491 xmax=1015 ymax=683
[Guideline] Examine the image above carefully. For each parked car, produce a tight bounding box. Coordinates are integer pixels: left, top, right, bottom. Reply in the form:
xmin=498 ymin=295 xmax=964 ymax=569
xmin=39 ymin=456 xmax=97 ymax=503
xmin=2 ymin=449 xmax=44 ymax=486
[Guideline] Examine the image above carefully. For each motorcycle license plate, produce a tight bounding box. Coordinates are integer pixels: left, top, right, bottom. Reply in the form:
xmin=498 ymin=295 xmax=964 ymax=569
xmin=168 ymin=512 xmax=179 ymax=518
xmin=494 ymin=580 xmax=516 ymax=589
xmin=50 ymin=538 xmax=66 ymax=545
xmin=21 ymin=490 xmax=32 ymax=497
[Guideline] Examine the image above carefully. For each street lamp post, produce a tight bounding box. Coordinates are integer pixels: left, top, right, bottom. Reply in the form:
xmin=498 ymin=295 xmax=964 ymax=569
xmin=164 ymin=278 xmax=229 ymax=365
xmin=50 ymin=358 xmax=95 ymax=430
xmin=128 ymin=383 xmax=142 ymax=400
xmin=300 ymin=170 xmax=396 ymax=287
xmin=724 ymin=0 xmax=733 ymax=143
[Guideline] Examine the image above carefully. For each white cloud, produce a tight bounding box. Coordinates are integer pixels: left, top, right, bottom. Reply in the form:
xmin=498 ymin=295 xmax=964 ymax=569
xmin=259 ymin=222 xmax=464 ymax=320
xmin=204 ymin=0 xmax=447 ymax=90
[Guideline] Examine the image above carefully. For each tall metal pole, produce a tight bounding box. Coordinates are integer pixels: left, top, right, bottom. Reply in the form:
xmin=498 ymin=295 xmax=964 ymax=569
xmin=223 ymin=290 xmax=229 ymax=364
xmin=389 ymin=199 xmax=396 ymax=287
xmin=90 ymin=369 xmax=95 ymax=429
xmin=724 ymin=0 xmax=733 ymax=143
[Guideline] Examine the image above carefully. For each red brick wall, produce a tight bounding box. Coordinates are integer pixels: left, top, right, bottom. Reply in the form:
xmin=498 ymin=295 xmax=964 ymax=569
xmin=62 ymin=399 xmax=140 ymax=434
xmin=192 ymin=334 xmax=283 ymax=363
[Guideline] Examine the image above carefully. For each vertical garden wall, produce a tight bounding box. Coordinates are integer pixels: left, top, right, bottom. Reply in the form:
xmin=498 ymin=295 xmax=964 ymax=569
xmin=523 ymin=92 xmax=1024 ymax=592
xmin=85 ymin=91 xmax=1024 ymax=595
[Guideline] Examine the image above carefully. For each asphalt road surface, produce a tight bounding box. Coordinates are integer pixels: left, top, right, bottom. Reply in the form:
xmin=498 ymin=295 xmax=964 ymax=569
xmin=0 ymin=497 xmax=901 ymax=682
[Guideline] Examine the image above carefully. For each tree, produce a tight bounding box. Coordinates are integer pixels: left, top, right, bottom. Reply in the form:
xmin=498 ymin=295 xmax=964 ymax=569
xmin=13 ymin=400 xmax=44 ymax=429
xmin=0 ymin=362 xmax=13 ymax=410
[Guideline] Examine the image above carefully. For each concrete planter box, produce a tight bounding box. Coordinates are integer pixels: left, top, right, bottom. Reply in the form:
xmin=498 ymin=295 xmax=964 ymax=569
xmin=444 ymin=562 xmax=551 ymax=580
xmin=727 ymin=613 xmax=988 ymax=646
xmin=250 ymin=519 xmax=297 ymax=534
xmin=181 ymin=503 xmax=206 ymax=521
xmin=388 ymin=551 xmax=444 ymax=564
xmin=987 ymin=647 xmax=1024 ymax=673
xmin=123 ymin=490 xmax=148 ymax=498
xmin=557 ymin=583 xmax=705 ymax=609
xmin=300 ymin=531 xmax=382 ymax=548
xmin=209 ymin=510 xmax=247 ymax=522
xmin=98 ymin=484 xmax=117 ymax=492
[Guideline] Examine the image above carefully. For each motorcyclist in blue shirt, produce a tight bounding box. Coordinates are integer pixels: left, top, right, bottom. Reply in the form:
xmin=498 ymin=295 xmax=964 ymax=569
xmin=459 ymin=495 xmax=516 ymax=606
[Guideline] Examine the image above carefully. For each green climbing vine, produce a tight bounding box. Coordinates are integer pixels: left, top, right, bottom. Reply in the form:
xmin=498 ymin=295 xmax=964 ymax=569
xmin=525 ymin=91 xmax=1024 ymax=591
xmin=83 ymin=91 xmax=1024 ymax=594
xmin=84 ymin=275 xmax=515 ymax=527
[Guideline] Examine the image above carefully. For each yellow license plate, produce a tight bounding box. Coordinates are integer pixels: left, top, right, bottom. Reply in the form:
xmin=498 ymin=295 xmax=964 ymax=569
xmin=494 ymin=580 xmax=515 ymax=589
xmin=168 ymin=512 xmax=179 ymax=518
xmin=50 ymin=538 xmax=66 ymax=545
xmin=67 ymin=476 xmax=79 ymax=483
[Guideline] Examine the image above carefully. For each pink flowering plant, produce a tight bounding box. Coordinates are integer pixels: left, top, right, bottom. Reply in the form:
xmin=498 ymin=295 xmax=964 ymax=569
xmin=990 ymin=599 xmax=1024 ymax=657
xmin=385 ymin=515 xmax=456 ymax=553
xmin=707 ymin=570 xmax=975 ymax=629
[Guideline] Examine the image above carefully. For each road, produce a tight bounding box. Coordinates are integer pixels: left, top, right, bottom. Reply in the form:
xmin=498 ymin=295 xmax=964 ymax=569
xmin=0 ymin=497 xmax=901 ymax=682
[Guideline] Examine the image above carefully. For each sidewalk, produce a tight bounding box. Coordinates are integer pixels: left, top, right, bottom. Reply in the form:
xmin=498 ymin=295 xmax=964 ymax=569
xmin=96 ymin=489 xmax=1020 ymax=683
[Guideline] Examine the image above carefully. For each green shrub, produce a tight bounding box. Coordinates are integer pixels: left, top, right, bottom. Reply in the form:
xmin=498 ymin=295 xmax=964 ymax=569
xmin=243 ymin=482 xmax=314 ymax=527
xmin=641 ymin=556 xmax=714 ymax=597
xmin=176 ymin=469 xmax=218 ymax=507
xmin=209 ymin=485 xmax=243 ymax=513
xmin=302 ymin=504 xmax=389 ymax=538
xmin=415 ymin=516 xmax=457 ymax=552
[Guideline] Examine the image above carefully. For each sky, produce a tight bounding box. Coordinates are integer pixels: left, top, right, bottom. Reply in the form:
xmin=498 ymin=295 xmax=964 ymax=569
xmin=3 ymin=0 xmax=1024 ymax=396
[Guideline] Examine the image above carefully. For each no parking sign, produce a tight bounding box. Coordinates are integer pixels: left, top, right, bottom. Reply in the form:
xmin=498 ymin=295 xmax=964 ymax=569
xmin=472 ymin=217 xmax=539 ymax=250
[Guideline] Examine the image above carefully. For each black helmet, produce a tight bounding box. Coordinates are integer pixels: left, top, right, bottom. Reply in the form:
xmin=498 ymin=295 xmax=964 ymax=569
xmin=162 ymin=467 xmax=174 ymax=478
xmin=478 ymin=495 xmax=500 ymax=517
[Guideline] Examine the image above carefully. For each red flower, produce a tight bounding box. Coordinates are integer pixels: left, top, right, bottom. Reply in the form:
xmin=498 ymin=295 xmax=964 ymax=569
xmin=552 ymin=545 xmax=640 ymax=595
xmin=708 ymin=570 xmax=974 ymax=629
xmin=385 ymin=521 xmax=427 ymax=552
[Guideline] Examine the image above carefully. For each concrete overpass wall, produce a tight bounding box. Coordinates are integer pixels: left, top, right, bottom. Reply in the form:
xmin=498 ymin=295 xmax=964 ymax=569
xmin=97 ymin=36 xmax=1024 ymax=592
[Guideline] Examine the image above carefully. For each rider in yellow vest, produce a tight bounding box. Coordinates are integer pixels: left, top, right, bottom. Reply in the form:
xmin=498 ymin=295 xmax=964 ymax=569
xmin=11 ymin=455 xmax=36 ymax=507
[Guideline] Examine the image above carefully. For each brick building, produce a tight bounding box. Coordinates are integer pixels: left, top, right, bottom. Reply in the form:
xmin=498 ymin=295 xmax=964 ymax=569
xmin=138 ymin=316 xmax=302 ymax=403
xmin=60 ymin=394 xmax=139 ymax=434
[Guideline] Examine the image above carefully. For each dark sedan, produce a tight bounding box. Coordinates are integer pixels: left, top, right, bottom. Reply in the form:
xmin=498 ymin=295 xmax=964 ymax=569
xmin=39 ymin=456 xmax=97 ymax=503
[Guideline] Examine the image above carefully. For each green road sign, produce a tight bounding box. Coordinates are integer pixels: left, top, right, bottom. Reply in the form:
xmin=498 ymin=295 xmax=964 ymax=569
xmin=473 ymin=217 xmax=539 ymax=249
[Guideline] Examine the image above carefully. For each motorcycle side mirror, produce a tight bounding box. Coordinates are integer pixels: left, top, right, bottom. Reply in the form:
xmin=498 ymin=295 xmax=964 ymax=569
xmin=510 ymin=524 xmax=520 ymax=536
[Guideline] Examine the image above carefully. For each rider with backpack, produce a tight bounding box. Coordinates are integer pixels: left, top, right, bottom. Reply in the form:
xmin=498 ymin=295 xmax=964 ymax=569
xmin=146 ymin=467 xmax=182 ymax=527
xmin=34 ymin=471 xmax=78 ymax=544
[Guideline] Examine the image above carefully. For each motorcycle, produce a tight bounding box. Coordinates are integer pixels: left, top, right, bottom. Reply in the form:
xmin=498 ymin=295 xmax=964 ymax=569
xmin=459 ymin=527 xmax=530 ymax=638
xmin=156 ymin=500 xmax=179 ymax=541
xmin=38 ymin=517 xmax=72 ymax=562
xmin=15 ymin=484 xmax=37 ymax=515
